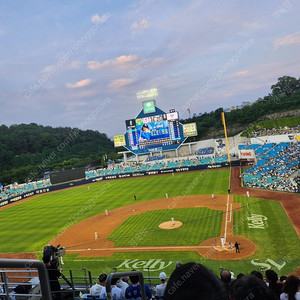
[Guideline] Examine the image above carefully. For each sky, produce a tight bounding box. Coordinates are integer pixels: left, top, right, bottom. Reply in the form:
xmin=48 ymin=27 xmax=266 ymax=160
xmin=1 ymin=0 xmax=300 ymax=138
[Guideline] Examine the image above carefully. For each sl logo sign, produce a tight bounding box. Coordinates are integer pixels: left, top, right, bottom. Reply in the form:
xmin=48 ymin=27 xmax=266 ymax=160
xmin=251 ymin=258 xmax=286 ymax=271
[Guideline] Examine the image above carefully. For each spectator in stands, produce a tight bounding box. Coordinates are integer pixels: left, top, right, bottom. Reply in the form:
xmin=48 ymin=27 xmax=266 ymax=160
xmin=100 ymin=277 xmax=122 ymax=300
xmin=220 ymin=269 xmax=232 ymax=297
xmin=164 ymin=262 xmax=227 ymax=300
xmin=117 ymin=277 xmax=129 ymax=298
xmin=9 ymin=284 xmax=32 ymax=300
xmin=43 ymin=255 xmax=62 ymax=300
xmin=265 ymin=269 xmax=283 ymax=299
xmin=280 ymin=275 xmax=287 ymax=283
xmin=250 ymin=270 xmax=264 ymax=281
xmin=232 ymin=275 xmax=278 ymax=300
xmin=280 ymin=275 xmax=300 ymax=300
xmin=155 ymin=272 xmax=167 ymax=298
xmin=125 ymin=270 xmax=152 ymax=299
xmin=90 ymin=273 xmax=107 ymax=296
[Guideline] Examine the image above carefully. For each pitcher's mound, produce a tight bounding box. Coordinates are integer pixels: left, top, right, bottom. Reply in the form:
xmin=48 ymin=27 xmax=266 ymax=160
xmin=159 ymin=221 xmax=182 ymax=229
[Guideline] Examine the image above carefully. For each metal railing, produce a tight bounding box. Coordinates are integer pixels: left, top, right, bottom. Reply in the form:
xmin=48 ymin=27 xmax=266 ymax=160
xmin=0 ymin=259 xmax=52 ymax=300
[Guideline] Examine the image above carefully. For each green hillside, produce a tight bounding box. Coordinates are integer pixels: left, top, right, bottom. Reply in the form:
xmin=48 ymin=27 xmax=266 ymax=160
xmin=241 ymin=116 xmax=300 ymax=137
xmin=0 ymin=123 xmax=115 ymax=184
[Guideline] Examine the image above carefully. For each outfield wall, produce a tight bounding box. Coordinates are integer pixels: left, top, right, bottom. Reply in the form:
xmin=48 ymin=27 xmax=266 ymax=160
xmin=0 ymin=161 xmax=239 ymax=207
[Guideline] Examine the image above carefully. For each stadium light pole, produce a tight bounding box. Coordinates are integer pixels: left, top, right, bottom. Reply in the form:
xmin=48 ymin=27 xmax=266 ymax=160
xmin=221 ymin=112 xmax=231 ymax=163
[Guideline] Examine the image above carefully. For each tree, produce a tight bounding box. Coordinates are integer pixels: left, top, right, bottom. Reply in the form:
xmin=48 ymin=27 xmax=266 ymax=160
xmin=271 ymin=76 xmax=299 ymax=97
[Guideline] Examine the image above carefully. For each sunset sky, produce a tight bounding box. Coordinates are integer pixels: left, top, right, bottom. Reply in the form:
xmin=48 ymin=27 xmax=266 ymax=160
xmin=1 ymin=0 xmax=299 ymax=137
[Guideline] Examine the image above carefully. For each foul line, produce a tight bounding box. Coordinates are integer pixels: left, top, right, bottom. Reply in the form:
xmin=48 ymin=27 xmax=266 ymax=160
xmin=66 ymin=245 xmax=212 ymax=252
xmin=224 ymin=194 xmax=230 ymax=241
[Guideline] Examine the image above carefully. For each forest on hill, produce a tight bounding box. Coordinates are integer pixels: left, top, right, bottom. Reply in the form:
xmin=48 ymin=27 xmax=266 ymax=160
xmin=182 ymin=75 xmax=300 ymax=140
xmin=0 ymin=75 xmax=299 ymax=185
xmin=0 ymin=124 xmax=115 ymax=184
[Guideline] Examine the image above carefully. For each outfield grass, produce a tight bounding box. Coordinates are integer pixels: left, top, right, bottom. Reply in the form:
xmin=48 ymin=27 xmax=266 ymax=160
xmin=0 ymin=169 xmax=229 ymax=253
xmin=108 ymin=208 xmax=223 ymax=246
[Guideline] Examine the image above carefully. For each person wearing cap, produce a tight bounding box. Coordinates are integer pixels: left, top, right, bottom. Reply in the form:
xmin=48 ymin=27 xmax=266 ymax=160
xmin=155 ymin=272 xmax=167 ymax=298
xmin=139 ymin=124 xmax=151 ymax=140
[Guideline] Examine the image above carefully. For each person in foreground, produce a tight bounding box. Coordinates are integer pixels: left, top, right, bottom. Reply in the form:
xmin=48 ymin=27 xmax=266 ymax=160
xmin=280 ymin=275 xmax=300 ymax=300
xmin=125 ymin=271 xmax=152 ymax=299
xmin=90 ymin=273 xmax=107 ymax=296
xmin=155 ymin=272 xmax=167 ymax=298
xmin=100 ymin=277 xmax=122 ymax=300
xmin=232 ymin=275 xmax=278 ymax=300
xmin=163 ymin=262 xmax=227 ymax=300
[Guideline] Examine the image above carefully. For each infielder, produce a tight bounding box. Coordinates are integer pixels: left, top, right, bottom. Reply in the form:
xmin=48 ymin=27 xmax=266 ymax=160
xmin=221 ymin=236 xmax=225 ymax=248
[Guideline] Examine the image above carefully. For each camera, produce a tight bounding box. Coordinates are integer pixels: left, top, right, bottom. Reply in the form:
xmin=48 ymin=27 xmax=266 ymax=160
xmin=43 ymin=244 xmax=66 ymax=267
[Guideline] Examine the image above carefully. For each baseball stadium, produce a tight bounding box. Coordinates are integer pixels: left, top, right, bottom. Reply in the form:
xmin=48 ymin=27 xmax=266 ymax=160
xmin=0 ymin=96 xmax=299 ymax=299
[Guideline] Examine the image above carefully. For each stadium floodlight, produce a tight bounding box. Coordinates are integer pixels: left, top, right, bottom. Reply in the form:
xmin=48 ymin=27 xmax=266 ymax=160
xmin=136 ymin=88 xmax=158 ymax=100
xmin=221 ymin=112 xmax=231 ymax=163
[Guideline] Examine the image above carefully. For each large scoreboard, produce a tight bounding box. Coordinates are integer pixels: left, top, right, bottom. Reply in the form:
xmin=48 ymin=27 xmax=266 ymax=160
xmin=124 ymin=106 xmax=185 ymax=154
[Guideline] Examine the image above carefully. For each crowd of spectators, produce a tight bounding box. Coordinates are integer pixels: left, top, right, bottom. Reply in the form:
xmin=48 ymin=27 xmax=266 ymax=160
xmin=243 ymin=142 xmax=299 ymax=193
xmin=250 ymin=125 xmax=300 ymax=137
xmin=86 ymin=264 xmax=299 ymax=300
xmin=0 ymin=179 xmax=51 ymax=201
xmin=85 ymin=154 xmax=226 ymax=179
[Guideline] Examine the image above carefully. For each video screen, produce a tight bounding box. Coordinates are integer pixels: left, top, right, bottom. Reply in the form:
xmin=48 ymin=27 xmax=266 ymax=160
xmin=113 ymin=134 xmax=126 ymax=147
xmin=126 ymin=112 xmax=181 ymax=150
xmin=50 ymin=167 xmax=85 ymax=185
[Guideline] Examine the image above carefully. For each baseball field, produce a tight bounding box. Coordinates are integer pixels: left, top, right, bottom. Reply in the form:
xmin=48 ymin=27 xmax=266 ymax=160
xmin=0 ymin=168 xmax=299 ymax=279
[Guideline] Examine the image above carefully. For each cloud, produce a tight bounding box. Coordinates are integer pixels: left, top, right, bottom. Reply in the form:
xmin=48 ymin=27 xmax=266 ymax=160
xmin=91 ymin=14 xmax=108 ymax=24
xmin=42 ymin=65 xmax=55 ymax=74
xmin=223 ymin=92 xmax=234 ymax=98
xmin=108 ymin=78 xmax=136 ymax=89
xmin=274 ymin=31 xmax=300 ymax=49
xmin=230 ymin=70 xmax=250 ymax=78
xmin=131 ymin=19 xmax=149 ymax=30
xmin=87 ymin=55 xmax=137 ymax=70
xmin=42 ymin=61 xmax=81 ymax=73
xmin=243 ymin=22 xmax=261 ymax=30
xmin=66 ymin=79 xmax=91 ymax=89
xmin=69 ymin=61 xmax=81 ymax=70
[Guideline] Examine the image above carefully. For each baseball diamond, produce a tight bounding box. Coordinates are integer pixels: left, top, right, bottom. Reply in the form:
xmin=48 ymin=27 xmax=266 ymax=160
xmin=0 ymin=167 xmax=299 ymax=278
